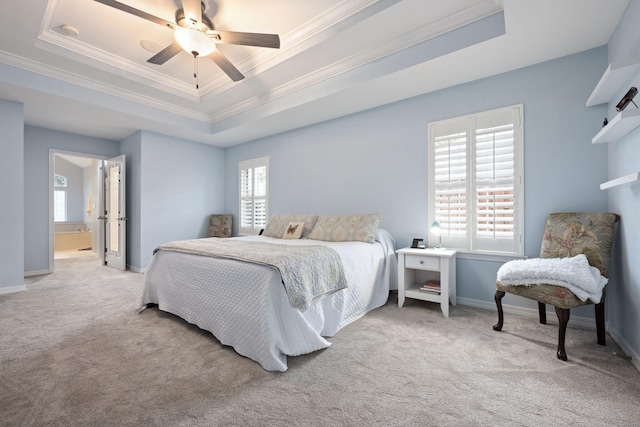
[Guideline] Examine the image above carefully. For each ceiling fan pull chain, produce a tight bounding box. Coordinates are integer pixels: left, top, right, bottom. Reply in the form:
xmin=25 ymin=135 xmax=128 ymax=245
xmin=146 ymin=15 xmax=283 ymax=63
xmin=193 ymin=52 xmax=199 ymax=89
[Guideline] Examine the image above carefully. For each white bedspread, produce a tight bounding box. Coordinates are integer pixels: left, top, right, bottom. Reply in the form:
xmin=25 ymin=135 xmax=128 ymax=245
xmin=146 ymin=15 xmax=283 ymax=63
xmin=497 ymin=254 xmax=608 ymax=303
xmin=139 ymin=229 xmax=397 ymax=371
xmin=154 ymin=238 xmax=348 ymax=311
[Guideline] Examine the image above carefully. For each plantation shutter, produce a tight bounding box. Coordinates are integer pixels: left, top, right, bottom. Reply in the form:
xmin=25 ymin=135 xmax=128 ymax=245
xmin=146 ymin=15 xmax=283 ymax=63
xmin=239 ymin=157 xmax=269 ymax=235
xmin=473 ymin=107 xmax=521 ymax=253
xmin=430 ymin=118 xmax=470 ymax=250
xmin=428 ymin=105 xmax=523 ymax=255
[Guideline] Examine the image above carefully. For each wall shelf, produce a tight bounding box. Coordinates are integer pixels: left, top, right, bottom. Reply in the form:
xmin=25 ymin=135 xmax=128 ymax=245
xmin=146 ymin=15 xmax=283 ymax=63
xmin=592 ymin=108 xmax=640 ymax=144
xmin=586 ymin=57 xmax=640 ymax=107
xmin=600 ymin=172 xmax=640 ymax=190
xmin=588 ymin=56 xmax=640 ymax=192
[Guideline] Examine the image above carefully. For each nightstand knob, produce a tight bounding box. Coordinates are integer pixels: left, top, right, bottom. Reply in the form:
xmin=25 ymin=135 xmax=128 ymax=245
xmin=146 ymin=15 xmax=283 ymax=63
xmin=420 ymin=260 xmax=424 ymax=264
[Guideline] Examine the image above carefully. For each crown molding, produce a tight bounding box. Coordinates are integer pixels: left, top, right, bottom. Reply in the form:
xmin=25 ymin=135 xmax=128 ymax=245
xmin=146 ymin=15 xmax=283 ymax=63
xmin=0 ymin=49 xmax=209 ymax=123
xmin=198 ymin=0 xmax=403 ymax=94
xmin=211 ymin=1 xmax=503 ymax=124
xmin=2 ymin=0 xmax=502 ymax=137
xmin=36 ymin=31 xmax=200 ymax=100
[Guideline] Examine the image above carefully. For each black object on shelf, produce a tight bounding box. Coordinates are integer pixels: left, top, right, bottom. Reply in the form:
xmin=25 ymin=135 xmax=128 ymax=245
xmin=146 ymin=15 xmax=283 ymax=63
xmin=615 ymin=87 xmax=638 ymax=112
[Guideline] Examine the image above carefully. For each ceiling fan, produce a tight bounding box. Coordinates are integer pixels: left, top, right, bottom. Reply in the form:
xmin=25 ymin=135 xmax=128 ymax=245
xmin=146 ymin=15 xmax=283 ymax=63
xmin=94 ymin=0 xmax=280 ymax=83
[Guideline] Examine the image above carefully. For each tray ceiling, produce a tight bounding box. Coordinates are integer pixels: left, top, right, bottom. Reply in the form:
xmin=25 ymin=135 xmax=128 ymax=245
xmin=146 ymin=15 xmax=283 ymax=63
xmin=0 ymin=0 xmax=630 ymax=147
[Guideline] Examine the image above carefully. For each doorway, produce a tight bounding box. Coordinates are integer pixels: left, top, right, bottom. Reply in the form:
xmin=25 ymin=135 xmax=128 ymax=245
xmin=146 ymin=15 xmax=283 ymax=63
xmin=50 ymin=151 xmax=104 ymax=266
xmin=49 ymin=150 xmax=127 ymax=272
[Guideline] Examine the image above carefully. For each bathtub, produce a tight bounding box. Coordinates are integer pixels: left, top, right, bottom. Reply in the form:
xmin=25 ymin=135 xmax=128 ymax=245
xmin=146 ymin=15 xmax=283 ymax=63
xmin=54 ymin=222 xmax=92 ymax=251
xmin=54 ymin=231 xmax=93 ymax=251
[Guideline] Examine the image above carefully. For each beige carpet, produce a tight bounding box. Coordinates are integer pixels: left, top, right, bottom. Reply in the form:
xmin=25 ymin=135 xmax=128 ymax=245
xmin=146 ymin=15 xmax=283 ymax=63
xmin=1 ymin=256 xmax=639 ymax=426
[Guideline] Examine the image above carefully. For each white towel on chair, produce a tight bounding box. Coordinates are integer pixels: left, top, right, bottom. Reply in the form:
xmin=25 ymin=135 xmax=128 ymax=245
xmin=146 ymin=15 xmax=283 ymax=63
xmin=497 ymin=254 xmax=608 ymax=303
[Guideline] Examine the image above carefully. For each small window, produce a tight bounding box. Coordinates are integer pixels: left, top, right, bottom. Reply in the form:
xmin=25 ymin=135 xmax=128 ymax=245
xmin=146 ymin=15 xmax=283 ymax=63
xmin=239 ymin=157 xmax=269 ymax=235
xmin=54 ymin=174 xmax=67 ymax=187
xmin=54 ymin=174 xmax=67 ymax=222
xmin=428 ymin=105 xmax=524 ymax=255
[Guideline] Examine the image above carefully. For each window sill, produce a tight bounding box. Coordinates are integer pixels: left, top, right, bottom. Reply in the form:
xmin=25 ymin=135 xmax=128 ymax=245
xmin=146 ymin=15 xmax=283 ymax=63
xmin=454 ymin=250 xmax=526 ymax=262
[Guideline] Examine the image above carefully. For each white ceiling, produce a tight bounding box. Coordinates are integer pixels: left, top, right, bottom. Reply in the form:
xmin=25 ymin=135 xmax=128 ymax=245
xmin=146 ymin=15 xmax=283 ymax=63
xmin=55 ymin=153 xmax=94 ymax=169
xmin=0 ymin=0 xmax=630 ymax=147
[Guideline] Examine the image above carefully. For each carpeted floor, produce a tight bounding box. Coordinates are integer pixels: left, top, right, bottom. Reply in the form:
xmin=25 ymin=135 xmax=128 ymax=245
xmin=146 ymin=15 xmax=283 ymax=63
xmin=1 ymin=256 xmax=639 ymax=426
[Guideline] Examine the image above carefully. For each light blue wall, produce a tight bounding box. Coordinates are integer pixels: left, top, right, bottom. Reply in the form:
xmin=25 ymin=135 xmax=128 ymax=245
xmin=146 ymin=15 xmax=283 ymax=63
xmin=0 ymin=99 xmax=24 ymax=292
xmin=605 ymin=0 xmax=640 ymax=365
xmin=20 ymin=125 xmax=224 ymax=274
xmin=225 ymin=47 xmax=610 ymax=317
xmin=132 ymin=131 xmax=225 ymax=270
xmin=23 ymin=126 xmax=120 ymax=273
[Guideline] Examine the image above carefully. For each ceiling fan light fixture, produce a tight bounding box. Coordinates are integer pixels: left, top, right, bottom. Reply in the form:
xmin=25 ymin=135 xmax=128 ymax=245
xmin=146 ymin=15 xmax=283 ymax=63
xmin=173 ymin=26 xmax=215 ymax=57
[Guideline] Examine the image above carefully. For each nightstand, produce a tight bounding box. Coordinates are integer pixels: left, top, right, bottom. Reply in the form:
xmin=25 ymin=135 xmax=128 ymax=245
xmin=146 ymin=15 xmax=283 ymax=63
xmin=396 ymin=247 xmax=457 ymax=317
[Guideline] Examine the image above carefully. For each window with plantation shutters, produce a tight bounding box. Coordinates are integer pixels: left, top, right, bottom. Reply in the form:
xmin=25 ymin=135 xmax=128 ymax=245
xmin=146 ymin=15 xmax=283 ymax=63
xmin=428 ymin=105 xmax=523 ymax=255
xmin=239 ymin=157 xmax=269 ymax=235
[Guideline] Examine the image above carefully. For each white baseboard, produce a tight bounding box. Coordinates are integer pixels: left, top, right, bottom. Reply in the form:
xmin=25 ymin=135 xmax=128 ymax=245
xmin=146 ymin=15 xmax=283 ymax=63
xmin=457 ymin=297 xmax=596 ymax=330
xmin=127 ymin=264 xmax=145 ymax=274
xmin=607 ymin=326 xmax=640 ymax=372
xmin=457 ymin=297 xmax=639 ymax=374
xmin=24 ymin=269 xmax=51 ymax=277
xmin=0 ymin=284 xmax=27 ymax=295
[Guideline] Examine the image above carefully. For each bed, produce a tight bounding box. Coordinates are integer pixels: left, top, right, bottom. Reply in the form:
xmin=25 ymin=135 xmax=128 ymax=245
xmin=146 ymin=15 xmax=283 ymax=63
xmin=139 ymin=213 xmax=397 ymax=371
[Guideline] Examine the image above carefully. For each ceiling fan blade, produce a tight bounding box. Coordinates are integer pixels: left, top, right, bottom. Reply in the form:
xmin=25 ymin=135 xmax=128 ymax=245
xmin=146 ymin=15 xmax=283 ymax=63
xmin=94 ymin=0 xmax=175 ymax=29
xmin=147 ymin=42 xmax=183 ymax=65
xmin=181 ymin=0 xmax=202 ymax=25
xmin=209 ymin=50 xmax=244 ymax=82
xmin=208 ymin=30 xmax=280 ymax=49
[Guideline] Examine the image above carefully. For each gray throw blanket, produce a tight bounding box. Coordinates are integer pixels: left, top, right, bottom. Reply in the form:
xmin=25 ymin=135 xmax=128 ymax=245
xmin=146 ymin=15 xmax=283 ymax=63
xmin=154 ymin=238 xmax=348 ymax=311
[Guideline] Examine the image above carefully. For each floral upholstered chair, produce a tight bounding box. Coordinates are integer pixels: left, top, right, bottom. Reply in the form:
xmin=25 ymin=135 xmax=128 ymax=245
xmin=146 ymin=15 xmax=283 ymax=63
xmin=493 ymin=212 xmax=619 ymax=361
xmin=208 ymin=214 xmax=232 ymax=238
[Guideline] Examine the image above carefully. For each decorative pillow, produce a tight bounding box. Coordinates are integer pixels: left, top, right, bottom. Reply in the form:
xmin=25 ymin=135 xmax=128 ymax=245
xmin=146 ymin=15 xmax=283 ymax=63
xmin=263 ymin=214 xmax=318 ymax=239
xmin=307 ymin=213 xmax=382 ymax=244
xmin=283 ymin=222 xmax=305 ymax=239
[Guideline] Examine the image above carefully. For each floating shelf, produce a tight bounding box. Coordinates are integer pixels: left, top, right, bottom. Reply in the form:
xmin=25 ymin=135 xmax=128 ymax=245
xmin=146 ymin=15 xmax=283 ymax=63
xmin=592 ymin=108 xmax=640 ymax=144
xmin=600 ymin=172 xmax=640 ymax=190
xmin=586 ymin=57 xmax=640 ymax=107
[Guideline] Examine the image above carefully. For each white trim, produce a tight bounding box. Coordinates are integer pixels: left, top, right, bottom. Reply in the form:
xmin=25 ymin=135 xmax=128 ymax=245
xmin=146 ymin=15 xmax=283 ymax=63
xmin=50 ymin=149 xmax=110 ymax=274
xmin=459 ymin=297 xmax=639 ymax=374
xmin=607 ymin=326 xmax=640 ymax=373
xmin=24 ymin=270 xmax=51 ymax=277
xmin=239 ymin=156 xmax=269 ymax=235
xmin=30 ymin=0 xmax=409 ymax=104
xmin=212 ymin=2 xmax=503 ymax=124
xmin=427 ymin=104 xmax=524 ymax=256
xmin=0 ymin=51 xmax=208 ymax=121
xmin=127 ymin=265 xmax=145 ymax=274
xmin=457 ymin=297 xmax=596 ymax=330
xmin=0 ymin=285 xmax=27 ymax=295
xmin=456 ymin=250 xmax=526 ymax=262
xmin=4 ymin=0 xmax=502 ymax=125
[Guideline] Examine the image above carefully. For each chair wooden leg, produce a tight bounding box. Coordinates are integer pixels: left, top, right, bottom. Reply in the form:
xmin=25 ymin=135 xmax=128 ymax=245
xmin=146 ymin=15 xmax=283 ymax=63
xmin=493 ymin=290 xmax=505 ymax=331
xmin=595 ymin=302 xmax=606 ymax=346
xmin=555 ymin=306 xmax=570 ymax=361
xmin=538 ymin=302 xmax=546 ymax=324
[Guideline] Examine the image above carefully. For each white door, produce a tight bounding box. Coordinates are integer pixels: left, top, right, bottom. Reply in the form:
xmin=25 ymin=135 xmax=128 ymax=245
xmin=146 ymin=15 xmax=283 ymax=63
xmin=103 ymin=155 xmax=126 ymax=271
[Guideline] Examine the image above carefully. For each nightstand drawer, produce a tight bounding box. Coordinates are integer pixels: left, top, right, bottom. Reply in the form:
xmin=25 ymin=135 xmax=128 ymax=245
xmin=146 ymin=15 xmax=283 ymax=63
xmin=405 ymin=254 xmax=440 ymax=271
